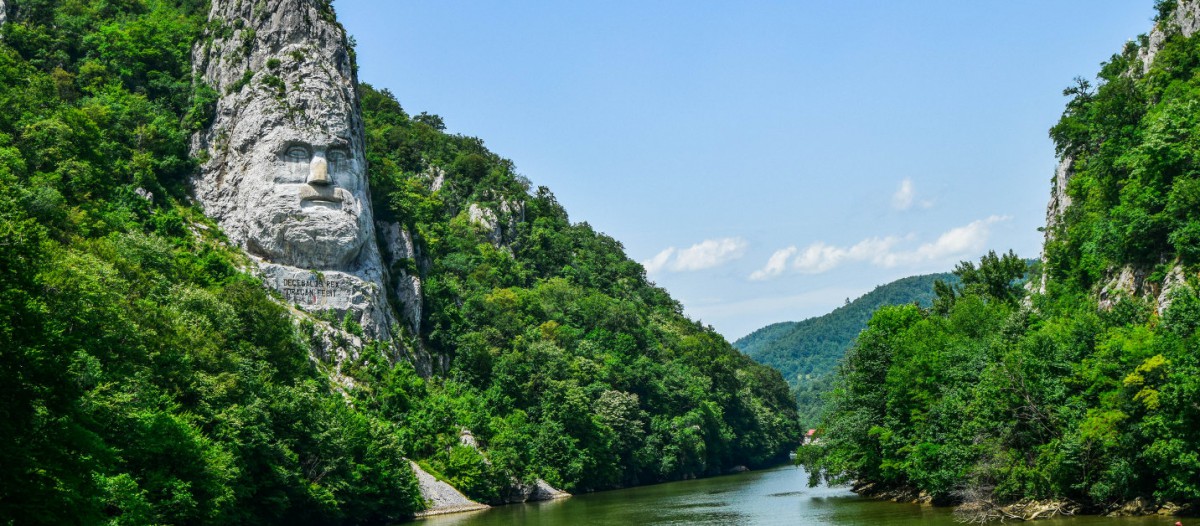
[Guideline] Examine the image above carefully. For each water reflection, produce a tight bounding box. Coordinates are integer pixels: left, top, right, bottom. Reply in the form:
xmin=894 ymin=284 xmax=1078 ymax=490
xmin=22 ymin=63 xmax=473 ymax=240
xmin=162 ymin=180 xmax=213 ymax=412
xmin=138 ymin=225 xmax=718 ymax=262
xmin=412 ymin=465 xmax=1164 ymax=526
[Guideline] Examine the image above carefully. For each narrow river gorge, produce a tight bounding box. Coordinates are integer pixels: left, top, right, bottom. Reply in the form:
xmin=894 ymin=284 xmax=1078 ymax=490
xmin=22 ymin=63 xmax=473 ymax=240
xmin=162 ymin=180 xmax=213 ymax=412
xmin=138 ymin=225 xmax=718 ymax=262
xmin=415 ymin=465 xmax=1168 ymax=526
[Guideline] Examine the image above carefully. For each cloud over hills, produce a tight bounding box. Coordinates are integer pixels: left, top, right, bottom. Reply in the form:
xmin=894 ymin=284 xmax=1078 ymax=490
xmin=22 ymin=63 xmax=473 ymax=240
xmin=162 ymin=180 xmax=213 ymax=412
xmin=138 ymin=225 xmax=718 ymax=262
xmin=644 ymin=237 xmax=748 ymax=273
xmin=750 ymin=215 xmax=1009 ymax=280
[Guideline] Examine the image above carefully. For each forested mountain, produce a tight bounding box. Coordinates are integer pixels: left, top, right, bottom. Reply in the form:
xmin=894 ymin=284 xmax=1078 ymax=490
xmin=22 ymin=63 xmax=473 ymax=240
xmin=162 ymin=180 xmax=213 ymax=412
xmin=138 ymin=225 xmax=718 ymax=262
xmin=801 ymin=2 xmax=1200 ymax=519
xmin=735 ymin=273 xmax=954 ymax=426
xmin=357 ymin=83 xmax=799 ymax=497
xmin=736 ymin=272 xmax=954 ymax=381
xmin=0 ymin=1 xmax=799 ymax=523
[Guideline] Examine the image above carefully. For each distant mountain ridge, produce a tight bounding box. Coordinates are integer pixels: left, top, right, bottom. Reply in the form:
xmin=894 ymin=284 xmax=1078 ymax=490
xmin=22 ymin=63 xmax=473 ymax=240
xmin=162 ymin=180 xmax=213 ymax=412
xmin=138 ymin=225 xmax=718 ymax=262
xmin=736 ymin=272 xmax=956 ymax=382
xmin=734 ymin=272 xmax=956 ymax=425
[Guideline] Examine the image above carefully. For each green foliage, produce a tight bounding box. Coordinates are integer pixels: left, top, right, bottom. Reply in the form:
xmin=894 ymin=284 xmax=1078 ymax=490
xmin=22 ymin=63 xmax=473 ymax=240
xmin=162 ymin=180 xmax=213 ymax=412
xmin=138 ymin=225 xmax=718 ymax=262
xmin=359 ymin=83 xmax=801 ymax=498
xmin=0 ymin=2 xmax=422 ymax=523
xmin=1045 ymin=9 xmax=1200 ymax=287
xmin=803 ymin=6 xmax=1200 ymax=512
xmin=735 ymin=272 xmax=957 ymax=427
xmin=0 ymin=2 xmax=801 ymax=523
xmin=803 ymin=256 xmax=1200 ymax=509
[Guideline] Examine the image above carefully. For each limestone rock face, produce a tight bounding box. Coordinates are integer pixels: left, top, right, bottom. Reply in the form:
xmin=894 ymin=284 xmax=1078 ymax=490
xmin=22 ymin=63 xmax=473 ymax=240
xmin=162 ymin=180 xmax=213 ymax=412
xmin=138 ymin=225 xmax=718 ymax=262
xmin=506 ymin=479 xmax=570 ymax=503
xmin=427 ymin=166 xmax=446 ymax=193
xmin=467 ymin=200 xmax=524 ymax=248
xmin=1096 ymin=262 xmax=1190 ymax=315
xmin=1038 ymin=156 xmax=1073 ymax=292
xmin=0 ymin=0 xmax=7 ymax=27
xmin=190 ymin=0 xmax=402 ymax=343
xmin=1039 ymin=1 xmax=1200 ymax=296
xmin=1138 ymin=0 xmax=1200 ymax=75
xmin=377 ymin=220 xmax=423 ymax=334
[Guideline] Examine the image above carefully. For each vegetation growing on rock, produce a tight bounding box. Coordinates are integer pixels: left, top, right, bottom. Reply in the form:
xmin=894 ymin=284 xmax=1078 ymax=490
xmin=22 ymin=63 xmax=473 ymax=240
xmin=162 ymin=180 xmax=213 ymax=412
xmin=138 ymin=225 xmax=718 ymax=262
xmin=357 ymin=84 xmax=800 ymax=497
xmin=801 ymin=2 xmax=1200 ymax=514
xmin=0 ymin=0 xmax=800 ymax=523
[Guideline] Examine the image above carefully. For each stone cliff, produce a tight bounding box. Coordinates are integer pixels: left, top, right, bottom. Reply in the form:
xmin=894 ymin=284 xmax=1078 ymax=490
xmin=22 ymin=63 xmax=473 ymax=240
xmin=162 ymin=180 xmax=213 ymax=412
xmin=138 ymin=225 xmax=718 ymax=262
xmin=190 ymin=0 xmax=426 ymax=370
xmin=1039 ymin=0 xmax=1200 ymax=311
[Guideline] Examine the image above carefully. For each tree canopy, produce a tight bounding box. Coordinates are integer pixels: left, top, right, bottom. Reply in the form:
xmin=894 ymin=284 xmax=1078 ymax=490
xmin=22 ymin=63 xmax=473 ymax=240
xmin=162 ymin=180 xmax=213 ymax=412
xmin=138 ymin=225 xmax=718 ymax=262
xmin=0 ymin=1 xmax=801 ymax=523
xmin=801 ymin=8 xmax=1200 ymax=510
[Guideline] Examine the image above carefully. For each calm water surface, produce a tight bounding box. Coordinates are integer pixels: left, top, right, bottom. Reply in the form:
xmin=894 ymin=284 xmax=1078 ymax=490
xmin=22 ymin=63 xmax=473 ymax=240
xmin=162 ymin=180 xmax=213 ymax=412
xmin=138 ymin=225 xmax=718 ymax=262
xmin=415 ymin=464 xmax=1171 ymax=526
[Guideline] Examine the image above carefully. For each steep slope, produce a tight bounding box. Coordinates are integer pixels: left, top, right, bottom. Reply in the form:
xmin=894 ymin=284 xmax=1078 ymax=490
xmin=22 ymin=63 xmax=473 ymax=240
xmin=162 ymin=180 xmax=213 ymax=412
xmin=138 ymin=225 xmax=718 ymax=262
xmin=0 ymin=0 xmax=800 ymax=523
xmin=801 ymin=2 xmax=1200 ymax=518
xmin=356 ymin=84 xmax=801 ymax=497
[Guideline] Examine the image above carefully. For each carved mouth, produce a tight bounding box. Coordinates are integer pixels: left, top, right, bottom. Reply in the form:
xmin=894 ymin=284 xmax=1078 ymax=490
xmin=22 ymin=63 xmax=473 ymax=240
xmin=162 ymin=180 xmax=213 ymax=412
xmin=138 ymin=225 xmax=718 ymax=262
xmin=300 ymin=185 xmax=344 ymax=204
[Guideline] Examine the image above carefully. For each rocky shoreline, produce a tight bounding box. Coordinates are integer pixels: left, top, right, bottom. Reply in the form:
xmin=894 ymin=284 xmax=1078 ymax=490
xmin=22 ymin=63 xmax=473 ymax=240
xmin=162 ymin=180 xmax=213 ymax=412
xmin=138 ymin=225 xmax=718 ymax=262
xmin=409 ymin=461 xmax=571 ymax=518
xmin=409 ymin=461 xmax=490 ymax=518
xmin=851 ymin=481 xmax=1193 ymax=523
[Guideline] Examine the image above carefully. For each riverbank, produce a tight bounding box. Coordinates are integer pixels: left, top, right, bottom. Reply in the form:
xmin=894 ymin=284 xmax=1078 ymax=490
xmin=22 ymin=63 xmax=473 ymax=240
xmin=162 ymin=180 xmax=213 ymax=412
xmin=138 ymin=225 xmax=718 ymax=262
xmin=410 ymin=462 xmax=490 ymax=518
xmin=409 ymin=461 xmax=572 ymax=518
xmin=851 ymin=480 xmax=1193 ymax=522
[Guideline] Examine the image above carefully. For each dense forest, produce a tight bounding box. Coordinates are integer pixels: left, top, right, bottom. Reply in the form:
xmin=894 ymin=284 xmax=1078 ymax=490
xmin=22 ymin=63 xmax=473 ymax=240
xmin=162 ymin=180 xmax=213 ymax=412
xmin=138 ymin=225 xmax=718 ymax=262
xmin=735 ymin=273 xmax=955 ymax=427
xmin=801 ymin=2 xmax=1200 ymax=518
xmin=357 ymin=83 xmax=799 ymax=499
xmin=0 ymin=0 xmax=799 ymax=524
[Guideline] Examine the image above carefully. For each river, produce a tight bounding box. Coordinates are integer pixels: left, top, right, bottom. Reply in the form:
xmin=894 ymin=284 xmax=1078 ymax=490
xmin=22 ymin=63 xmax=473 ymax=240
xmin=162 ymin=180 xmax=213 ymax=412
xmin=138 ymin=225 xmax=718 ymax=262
xmin=414 ymin=464 xmax=1168 ymax=525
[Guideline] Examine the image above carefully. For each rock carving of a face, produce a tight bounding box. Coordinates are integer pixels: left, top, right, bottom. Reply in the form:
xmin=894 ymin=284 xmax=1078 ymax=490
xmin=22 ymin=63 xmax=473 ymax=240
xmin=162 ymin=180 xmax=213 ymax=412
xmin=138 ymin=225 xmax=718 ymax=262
xmin=239 ymin=124 xmax=371 ymax=270
xmin=196 ymin=0 xmax=375 ymax=272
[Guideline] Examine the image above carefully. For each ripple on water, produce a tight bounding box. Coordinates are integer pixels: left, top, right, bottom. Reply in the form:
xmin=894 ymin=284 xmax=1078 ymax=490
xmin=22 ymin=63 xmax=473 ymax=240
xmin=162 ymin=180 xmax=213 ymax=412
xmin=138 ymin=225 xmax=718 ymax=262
xmin=667 ymin=501 xmax=726 ymax=510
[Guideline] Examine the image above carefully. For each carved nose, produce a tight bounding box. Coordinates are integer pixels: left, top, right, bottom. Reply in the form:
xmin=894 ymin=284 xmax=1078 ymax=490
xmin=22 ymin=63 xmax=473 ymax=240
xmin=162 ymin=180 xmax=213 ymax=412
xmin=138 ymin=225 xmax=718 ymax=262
xmin=308 ymin=156 xmax=331 ymax=186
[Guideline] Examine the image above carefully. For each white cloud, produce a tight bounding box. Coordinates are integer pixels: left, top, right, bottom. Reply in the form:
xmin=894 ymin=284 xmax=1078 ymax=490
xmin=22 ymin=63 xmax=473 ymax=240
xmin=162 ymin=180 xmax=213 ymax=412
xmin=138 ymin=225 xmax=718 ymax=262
xmin=643 ymin=247 xmax=675 ymax=273
xmin=792 ymin=242 xmax=845 ymax=274
xmin=750 ymin=246 xmax=798 ymax=281
xmin=880 ymin=215 xmax=1008 ymax=267
xmin=748 ymin=216 xmax=1010 ymax=278
xmin=892 ymin=178 xmax=915 ymax=210
xmin=791 ymin=237 xmax=900 ymax=274
xmin=643 ymin=237 xmax=748 ymax=273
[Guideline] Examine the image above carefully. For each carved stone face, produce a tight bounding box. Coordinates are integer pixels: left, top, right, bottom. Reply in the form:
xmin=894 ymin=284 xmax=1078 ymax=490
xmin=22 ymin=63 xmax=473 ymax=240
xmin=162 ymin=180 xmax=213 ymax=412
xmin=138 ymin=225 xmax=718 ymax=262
xmin=237 ymin=124 xmax=371 ymax=270
xmin=195 ymin=0 xmax=376 ymax=271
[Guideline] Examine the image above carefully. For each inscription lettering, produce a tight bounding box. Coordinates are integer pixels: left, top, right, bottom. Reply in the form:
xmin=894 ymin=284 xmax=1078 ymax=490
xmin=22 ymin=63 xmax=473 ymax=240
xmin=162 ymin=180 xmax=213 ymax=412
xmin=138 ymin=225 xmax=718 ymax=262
xmin=279 ymin=275 xmax=353 ymax=305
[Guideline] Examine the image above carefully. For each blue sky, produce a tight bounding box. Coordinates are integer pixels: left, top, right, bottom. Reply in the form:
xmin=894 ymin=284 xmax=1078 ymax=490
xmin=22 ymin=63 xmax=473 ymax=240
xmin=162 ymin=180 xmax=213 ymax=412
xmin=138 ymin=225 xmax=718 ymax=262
xmin=336 ymin=1 xmax=1156 ymax=340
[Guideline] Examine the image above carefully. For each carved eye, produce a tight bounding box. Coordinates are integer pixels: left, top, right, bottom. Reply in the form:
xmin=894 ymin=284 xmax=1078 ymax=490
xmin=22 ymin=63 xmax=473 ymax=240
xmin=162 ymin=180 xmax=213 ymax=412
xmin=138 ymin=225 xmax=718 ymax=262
xmin=327 ymin=150 xmax=348 ymax=173
xmin=286 ymin=146 xmax=310 ymax=163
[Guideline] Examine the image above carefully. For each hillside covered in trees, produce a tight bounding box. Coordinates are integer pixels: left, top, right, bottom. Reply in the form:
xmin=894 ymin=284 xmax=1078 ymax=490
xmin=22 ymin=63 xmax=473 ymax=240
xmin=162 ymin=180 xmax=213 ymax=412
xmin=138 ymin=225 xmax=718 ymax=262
xmin=800 ymin=2 xmax=1200 ymax=518
xmin=735 ymin=272 xmax=955 ymax=427
xmin=0 ymin=1 xmax=799 ymax=524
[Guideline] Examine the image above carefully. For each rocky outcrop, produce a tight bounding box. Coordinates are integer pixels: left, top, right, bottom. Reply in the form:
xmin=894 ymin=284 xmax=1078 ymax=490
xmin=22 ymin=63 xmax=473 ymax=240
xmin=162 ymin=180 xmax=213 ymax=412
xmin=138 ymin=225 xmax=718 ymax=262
xmin=377 ymin=220 xmax=422 ymax=334
xmin=458 ymin=428 xmax=480 ymax=449
xmin=409 ymin=461 xmax=489 ymax=518
xmin=427 ymin=165 xmax=446 ymax=193
xmin=503 ymin=479 xmax=571 ymax=503
xmin=1038 ymin=156 xmax=1074 ymax=293
xmin=1040 ymin=1 xmax=1200 ymax=303
xmin=190 ymin=0 xmax=432 ymax=375
xmin=1138 ymin=1 xmax=1200 ymax=75
xmin=467 ymin=200 xmax=524 ymax=248
xmin=1096 ymin=262 xmax=1190 ymax=314
xmin=1103 ymin=496 xmax=1191 ymax=517
xmin=0 ymin=0 xmax=8 ymax=27
xmin=191 ymin=0 xmax=397 ymax=339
